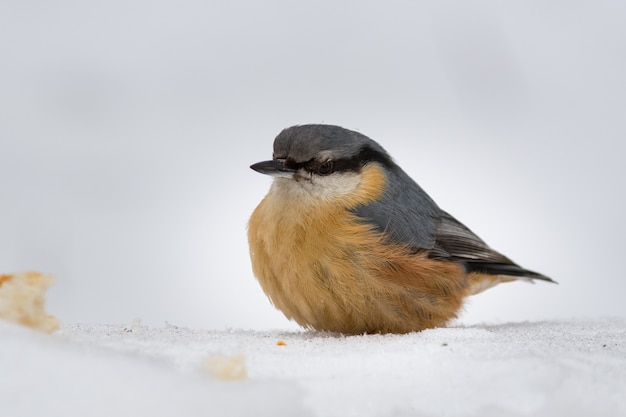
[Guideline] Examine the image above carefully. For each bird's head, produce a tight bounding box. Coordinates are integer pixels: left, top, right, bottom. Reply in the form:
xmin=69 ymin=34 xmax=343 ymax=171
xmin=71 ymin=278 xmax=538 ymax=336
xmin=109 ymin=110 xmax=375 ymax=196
xmin=250 ymin=124 xmax=395 ymax=204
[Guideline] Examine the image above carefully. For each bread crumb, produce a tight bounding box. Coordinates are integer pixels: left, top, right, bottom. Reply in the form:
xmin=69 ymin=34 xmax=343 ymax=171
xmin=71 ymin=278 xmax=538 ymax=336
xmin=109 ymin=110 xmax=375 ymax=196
xmin=0 ymin=272 xmax=59 ymax=333
xmin=204 ymin=354 xmax=247 ymax=380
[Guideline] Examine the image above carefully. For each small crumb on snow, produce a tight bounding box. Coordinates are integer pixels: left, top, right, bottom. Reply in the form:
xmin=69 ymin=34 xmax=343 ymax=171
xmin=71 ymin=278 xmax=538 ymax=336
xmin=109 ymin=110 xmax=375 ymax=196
xmin=204 ymin=354 xmax=247 ymax=380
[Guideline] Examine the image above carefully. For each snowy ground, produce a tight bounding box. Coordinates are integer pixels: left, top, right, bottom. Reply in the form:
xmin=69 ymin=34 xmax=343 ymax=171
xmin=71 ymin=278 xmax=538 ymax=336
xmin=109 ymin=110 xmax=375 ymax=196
xmin=2 ymin=318 xmax=625 ymax=417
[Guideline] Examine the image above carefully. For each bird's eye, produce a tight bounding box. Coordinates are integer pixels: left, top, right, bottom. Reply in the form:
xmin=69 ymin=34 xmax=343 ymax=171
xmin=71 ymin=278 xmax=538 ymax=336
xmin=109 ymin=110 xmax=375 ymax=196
xmin=318 ymin=161 xmax=334 ymax=175
xmin=317 ymin=161 xmax=335 ymax=175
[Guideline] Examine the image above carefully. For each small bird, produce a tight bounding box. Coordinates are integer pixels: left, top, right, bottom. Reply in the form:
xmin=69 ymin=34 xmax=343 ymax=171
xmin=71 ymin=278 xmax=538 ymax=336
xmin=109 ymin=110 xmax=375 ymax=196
xmin=248 ymin=124 xmax=555 ymax=334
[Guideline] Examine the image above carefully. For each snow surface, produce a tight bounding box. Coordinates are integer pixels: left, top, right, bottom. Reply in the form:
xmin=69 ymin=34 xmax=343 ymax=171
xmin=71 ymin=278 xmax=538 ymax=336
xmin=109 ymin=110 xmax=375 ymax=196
xmin=2 ymin=318 xmax=625 ymax=417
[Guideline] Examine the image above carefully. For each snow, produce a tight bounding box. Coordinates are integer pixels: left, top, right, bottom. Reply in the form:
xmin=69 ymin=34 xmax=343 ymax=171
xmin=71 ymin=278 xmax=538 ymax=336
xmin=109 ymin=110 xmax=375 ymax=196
xmin=2 ymin=318 xmax=625 ymax=417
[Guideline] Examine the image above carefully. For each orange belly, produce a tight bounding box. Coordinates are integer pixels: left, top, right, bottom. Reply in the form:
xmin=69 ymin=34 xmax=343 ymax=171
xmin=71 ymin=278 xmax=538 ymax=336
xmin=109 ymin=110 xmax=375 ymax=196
xmin=247 ymin=167 xmax=471 ymax=334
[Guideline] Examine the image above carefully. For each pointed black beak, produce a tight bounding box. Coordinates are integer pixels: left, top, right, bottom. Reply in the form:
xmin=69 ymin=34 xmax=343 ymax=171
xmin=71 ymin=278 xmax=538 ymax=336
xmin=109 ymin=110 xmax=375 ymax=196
xmin=250 ymin=159 xmax=296 ymax=178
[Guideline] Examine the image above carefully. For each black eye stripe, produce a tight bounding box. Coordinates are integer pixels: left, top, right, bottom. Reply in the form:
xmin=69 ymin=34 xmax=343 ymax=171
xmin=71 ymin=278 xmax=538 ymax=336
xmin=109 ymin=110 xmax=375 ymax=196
xmin=284 ymin=158 xmax=300 ymax=170
xmin=280 ymin=146 xmax=394 ymax=174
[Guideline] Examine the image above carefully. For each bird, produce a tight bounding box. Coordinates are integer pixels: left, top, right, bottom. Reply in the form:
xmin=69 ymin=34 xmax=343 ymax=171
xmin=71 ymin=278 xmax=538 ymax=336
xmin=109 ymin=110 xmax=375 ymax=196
xmin=247 ymin=124 xmax=555 ymax=335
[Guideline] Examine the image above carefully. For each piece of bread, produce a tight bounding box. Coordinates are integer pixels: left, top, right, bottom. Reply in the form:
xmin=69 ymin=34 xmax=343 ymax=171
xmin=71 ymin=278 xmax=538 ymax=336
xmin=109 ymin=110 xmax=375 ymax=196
xmin=0 ymin=272 xmax=59 ymax=333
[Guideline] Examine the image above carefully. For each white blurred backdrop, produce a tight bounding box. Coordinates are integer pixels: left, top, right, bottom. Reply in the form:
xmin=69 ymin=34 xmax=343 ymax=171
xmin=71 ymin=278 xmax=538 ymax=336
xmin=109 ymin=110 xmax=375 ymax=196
xmin=1 ymin=1 xmax=624 ymax=330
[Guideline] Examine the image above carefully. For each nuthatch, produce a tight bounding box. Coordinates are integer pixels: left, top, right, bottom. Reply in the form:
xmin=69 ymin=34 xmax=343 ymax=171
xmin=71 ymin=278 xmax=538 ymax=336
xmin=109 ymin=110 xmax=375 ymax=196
xmin=248 ymin=124 xmax=555 ymax=334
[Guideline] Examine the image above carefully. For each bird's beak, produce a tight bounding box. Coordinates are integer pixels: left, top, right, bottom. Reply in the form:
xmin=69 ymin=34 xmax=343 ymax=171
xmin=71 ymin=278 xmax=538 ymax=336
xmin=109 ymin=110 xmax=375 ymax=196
xmin=250 ymin=159 xmax=296 ymax=178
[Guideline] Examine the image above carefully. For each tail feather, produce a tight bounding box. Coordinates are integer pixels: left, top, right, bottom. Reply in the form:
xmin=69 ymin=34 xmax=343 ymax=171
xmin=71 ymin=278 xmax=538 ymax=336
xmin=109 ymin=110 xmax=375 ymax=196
xmin=465 ymin=262 xmax=555 ymax=283
xmin=464 ymin=262 xmax=556 ymax=295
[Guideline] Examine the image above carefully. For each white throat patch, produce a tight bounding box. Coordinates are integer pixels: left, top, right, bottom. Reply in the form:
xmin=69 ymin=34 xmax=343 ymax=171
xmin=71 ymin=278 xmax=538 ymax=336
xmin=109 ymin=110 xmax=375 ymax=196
xmin=270 ymin=170 xmax=362 ymax=205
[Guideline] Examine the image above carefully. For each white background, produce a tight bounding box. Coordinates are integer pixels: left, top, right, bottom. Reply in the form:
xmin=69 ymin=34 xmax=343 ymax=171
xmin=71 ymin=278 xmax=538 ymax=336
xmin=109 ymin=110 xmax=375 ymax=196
xmin=1 ymin=1 xmax=625 ymax=330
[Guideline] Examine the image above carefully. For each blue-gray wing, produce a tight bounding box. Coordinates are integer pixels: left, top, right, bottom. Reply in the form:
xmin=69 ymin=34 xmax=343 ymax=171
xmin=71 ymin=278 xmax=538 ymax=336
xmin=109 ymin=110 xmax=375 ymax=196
xmin=352 ymin=166 xmax=553 ymax=281
xmin=352 ymin=167 xmax=441 ymax=251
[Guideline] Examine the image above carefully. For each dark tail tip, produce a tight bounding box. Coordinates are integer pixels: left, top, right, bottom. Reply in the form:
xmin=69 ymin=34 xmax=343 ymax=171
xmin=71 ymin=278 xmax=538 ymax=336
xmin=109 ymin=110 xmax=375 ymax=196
xmin=466 ymin=262 xmax=557 ymax=284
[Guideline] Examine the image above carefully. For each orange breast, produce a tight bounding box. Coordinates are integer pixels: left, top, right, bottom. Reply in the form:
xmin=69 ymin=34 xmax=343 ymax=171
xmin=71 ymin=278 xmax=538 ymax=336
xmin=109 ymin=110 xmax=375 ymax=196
xmin=247 ymin=164 xmax=469 ymax=334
